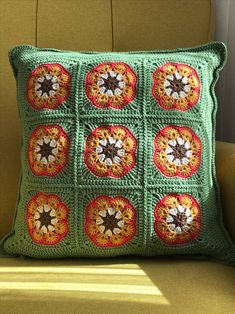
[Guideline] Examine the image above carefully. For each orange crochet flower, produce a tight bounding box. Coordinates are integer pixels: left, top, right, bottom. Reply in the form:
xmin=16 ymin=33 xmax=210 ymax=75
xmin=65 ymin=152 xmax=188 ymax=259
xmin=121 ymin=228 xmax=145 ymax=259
xmin=85 ymin=195 xmax=136 ymax=247
xmin=27 ymin=64 xmax=70 ymax=110
xmin=152 ymin=63 xmax=200 ymax=111
xmin=26 ymin=192 xmax=69 ymax=245
xmin=84 ymin=125 xmax=137 ymax=178
xmin=85 ymin=62 xmax=137 ymax=109
xmin=153 ymin=126 xmax=202 ymax=178
xmin=154 ymin=194 xmax=201 ymax=245
xmin=28 ymin=125 xmax=69 ymax=176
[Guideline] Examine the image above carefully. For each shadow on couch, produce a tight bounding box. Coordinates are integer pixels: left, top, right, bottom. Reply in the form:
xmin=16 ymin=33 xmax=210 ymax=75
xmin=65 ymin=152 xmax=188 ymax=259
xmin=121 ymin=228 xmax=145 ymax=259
xmin=0 ymin=256 xmax=234 ymax=314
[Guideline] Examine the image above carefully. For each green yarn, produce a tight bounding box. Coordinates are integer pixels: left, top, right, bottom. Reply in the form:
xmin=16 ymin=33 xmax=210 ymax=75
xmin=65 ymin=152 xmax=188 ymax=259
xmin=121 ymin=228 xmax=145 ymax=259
xmin=2 ymin=42 xmax=235 ymax=265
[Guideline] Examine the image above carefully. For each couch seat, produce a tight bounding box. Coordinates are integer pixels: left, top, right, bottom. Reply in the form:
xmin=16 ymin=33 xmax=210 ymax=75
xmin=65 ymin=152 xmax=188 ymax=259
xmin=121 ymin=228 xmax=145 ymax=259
xmin=0 ymin=257 xmax=234 ymax=314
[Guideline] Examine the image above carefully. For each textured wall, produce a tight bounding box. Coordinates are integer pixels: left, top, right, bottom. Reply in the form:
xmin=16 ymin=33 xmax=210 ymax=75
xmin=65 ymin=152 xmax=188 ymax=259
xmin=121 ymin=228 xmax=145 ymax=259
xmin=215 ymin=0 xmax=235 ymax=143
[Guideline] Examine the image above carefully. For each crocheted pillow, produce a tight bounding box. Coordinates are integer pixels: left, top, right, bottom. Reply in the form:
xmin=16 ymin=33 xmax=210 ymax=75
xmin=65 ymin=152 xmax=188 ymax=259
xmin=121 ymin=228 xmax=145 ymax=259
xmin=2 ymin=43 xmax=235 ymax=264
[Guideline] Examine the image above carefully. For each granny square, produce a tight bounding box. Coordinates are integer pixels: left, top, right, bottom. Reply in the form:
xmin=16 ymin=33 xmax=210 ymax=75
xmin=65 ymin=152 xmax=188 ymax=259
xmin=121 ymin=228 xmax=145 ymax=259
xmin=2 ymin=42 xmax=235 ymax=264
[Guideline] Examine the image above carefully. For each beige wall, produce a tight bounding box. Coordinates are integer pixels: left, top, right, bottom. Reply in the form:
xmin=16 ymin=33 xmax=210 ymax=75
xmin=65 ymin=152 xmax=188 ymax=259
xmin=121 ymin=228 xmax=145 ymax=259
xmin=215 ymin=0 xmax=235 ymax=143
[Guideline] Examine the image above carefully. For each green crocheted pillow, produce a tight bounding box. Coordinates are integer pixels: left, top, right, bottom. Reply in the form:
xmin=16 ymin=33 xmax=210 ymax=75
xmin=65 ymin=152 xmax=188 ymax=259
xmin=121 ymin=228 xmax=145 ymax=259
xmin=2 ymin=42 xmax=235 ymax=264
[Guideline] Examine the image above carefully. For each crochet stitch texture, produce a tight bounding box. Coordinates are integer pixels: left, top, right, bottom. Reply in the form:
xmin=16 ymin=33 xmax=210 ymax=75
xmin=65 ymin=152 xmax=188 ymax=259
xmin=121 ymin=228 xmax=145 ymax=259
xmin=2 ymin=42 xmax=235 ymax=264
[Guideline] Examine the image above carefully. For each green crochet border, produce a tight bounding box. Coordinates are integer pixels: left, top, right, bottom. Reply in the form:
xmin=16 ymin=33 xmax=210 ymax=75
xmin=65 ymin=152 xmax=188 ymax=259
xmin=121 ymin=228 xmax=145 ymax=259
xmin=1 ymin=42 xmax=235 ymax=265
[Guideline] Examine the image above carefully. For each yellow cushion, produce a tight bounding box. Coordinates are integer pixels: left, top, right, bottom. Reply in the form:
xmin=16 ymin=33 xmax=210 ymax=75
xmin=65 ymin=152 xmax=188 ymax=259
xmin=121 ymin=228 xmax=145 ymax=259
xmin=0 ymin=0 xmax=218 ymax=240
xmin=0 ymin=257 xmax=234 ymax=313
xmin=216 ymin=141 xmax=235 ymax=242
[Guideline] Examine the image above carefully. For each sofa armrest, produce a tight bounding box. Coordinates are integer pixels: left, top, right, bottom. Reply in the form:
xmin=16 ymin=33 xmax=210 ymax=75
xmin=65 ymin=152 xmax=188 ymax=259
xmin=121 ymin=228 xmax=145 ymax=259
xmin=216 ymin=141 xmax=235 ymax=243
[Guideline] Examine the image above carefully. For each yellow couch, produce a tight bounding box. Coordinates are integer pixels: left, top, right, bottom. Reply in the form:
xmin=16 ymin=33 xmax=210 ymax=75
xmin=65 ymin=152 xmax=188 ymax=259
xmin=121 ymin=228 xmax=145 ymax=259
xmin=0 ymin=1 xmax=234 ymax=313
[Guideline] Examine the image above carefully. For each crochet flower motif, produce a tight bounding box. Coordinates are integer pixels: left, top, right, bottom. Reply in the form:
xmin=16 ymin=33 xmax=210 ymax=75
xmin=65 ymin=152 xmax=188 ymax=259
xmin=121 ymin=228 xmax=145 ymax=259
xmin=27 ymin=64 xmax=70 ymax=109
xmin=85 ymin=62 xmax=137 ymax=109
xmin=152 ymin=63 xmax=200 ymax=111
xmin=85 ymin=195 xmax=136 ymax=247
xmin=153 ymin=126 xmax=202 ymax=178
xmin=26 ymin=192 xmax=69 ymax=245
xmin=28 ymin=125 xmax=69 ymax=176
xmin=154 ymin=194 xmax=201 ymax=245
xmin=84 ymin=125 xmax=137 ymax=178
